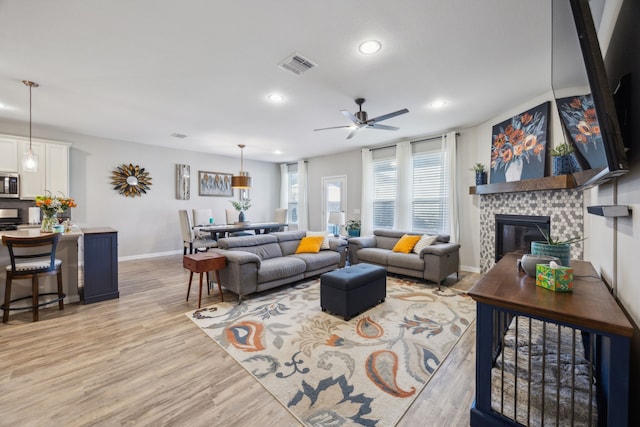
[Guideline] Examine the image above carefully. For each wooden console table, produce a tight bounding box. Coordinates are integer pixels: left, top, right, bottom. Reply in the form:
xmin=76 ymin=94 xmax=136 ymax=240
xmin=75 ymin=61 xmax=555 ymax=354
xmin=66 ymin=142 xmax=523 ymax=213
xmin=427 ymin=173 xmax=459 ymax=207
xmin=468 ymin=253 xmax=632 ymax=426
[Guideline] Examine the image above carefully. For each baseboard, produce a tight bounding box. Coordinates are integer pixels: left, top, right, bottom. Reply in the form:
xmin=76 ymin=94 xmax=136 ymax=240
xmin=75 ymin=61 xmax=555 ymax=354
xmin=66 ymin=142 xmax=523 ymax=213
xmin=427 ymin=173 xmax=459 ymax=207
xmin=119 ymin=250 xmax=183 ymax=262
xmin=460 ymin=265 xmax=481 ymax=274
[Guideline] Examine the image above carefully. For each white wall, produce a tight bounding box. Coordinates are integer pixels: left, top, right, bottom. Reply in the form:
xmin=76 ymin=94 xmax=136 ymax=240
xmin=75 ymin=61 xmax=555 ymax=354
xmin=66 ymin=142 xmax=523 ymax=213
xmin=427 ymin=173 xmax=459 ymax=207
xmin=306 ymin=149 xmax=362 ymax=232
xmin=0 ymin=118 xmax=280 ymax=258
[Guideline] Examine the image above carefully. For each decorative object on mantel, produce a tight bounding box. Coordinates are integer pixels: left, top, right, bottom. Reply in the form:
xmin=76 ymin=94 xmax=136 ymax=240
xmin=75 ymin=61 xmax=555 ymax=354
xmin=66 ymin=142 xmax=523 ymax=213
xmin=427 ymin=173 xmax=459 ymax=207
xmin=35 ymin=191 xmax=77 ymax=233
xmin=198 ymin=171 xmax=232 ymax=197
xmin=22 ymin=80 xmax=40 ymax=173
xmin=110 ymin=163 xmax=152 ymax=197
xmin=531 ymin=225 xmax=586 ymax=267
xmin=550 ymin=143 xmax=574 ymax=176
xmin=229 ymin=198 xmax=251 ymax=223
xmin=470 ymin=163 xmax=487 ymax=185
xmin=175 ymin=164 xmax=190 ymax=200
xmin=231 ymin=144 xmax=252 ymax=189
xmin=490 ymin=101 xmax=549 ymax=184
xmin=556 ymin=94 xmax=607 ymax=171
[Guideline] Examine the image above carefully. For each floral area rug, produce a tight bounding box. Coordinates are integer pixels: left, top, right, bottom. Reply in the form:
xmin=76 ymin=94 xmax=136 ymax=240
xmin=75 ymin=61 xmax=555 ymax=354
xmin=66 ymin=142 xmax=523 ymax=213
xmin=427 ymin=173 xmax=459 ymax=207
xmin=186 ymin=275 xmax=476 ymax=426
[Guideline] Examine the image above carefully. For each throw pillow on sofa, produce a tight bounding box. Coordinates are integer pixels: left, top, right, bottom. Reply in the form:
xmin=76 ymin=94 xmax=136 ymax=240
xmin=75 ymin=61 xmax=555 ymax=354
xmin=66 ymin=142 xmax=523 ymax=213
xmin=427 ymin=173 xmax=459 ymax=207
xmin=306 ymin=230 xmax=330 ymax=250
xmin=296 ymin=236 xmax=325 ymax=253
xmin=392 ymin=234 xmax=421 ymax=253
xmin=413 ymin=234 xmax=438 ymax=254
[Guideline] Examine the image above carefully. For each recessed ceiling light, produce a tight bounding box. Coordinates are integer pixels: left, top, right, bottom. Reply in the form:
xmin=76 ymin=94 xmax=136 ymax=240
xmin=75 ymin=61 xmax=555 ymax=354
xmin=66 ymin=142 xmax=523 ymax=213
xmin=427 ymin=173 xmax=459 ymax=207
xmin=274 ymin=150 xmax=282 ymax=155
xmin=170 ymin=133 xmax=187 ymax=138
xmin=429 ymin=100 xmax=447 ymax=109
xmin=268 ymin=93 xmax=285 ymax=103
xmin=358 ymin=40 xmax=382 ymax=55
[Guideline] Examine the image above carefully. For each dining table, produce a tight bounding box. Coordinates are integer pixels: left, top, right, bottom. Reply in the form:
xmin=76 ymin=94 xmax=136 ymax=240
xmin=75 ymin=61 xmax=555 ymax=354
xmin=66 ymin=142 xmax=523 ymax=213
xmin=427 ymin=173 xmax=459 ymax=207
xmin=197 ymin=222 xmax=287 ymax=240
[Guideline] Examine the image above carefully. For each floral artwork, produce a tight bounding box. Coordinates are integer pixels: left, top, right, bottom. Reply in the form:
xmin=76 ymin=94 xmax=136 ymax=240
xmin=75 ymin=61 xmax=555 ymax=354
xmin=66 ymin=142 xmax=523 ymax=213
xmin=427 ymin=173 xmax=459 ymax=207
xmin=198 ymin=171 xmax=233 ymax=196
xmin=556 ymin=94 xmax=607 ymax=170
xmin=490 ymin=102 xmax=549 ymax=183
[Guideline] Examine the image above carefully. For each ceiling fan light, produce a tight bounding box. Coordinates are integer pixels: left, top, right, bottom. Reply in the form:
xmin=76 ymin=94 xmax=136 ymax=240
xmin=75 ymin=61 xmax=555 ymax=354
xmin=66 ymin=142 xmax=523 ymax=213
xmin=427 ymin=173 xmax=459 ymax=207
xmin=359 ymin=40 xmax=382 ymax=55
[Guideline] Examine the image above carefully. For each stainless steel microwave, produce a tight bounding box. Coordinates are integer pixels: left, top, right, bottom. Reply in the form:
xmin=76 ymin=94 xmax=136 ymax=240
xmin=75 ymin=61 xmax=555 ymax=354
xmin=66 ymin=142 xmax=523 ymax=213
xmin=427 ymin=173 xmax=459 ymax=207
xmin=0 ymin=172 xmax=19 ymax=198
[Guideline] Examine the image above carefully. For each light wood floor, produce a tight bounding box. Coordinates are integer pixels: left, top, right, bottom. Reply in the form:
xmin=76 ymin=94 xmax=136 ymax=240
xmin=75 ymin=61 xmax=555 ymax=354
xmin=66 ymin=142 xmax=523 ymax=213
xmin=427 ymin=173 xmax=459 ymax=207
xmin=0 ymin=255 xmax=479 ymax=427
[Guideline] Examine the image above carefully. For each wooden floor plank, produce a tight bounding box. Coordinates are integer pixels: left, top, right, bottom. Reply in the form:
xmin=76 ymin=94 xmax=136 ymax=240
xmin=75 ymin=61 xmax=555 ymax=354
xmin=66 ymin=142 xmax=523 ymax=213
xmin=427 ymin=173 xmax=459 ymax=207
xmin=0 ymin=254 xmax=479 ymax=426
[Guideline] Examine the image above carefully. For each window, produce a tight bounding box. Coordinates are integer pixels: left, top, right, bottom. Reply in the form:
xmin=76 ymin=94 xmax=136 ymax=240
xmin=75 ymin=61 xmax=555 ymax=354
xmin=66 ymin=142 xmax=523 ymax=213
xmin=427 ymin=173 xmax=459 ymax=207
xmin=412 ymin=148 xmax=448 ymax=232
xmin=287 ymin=164 xmax=298 ymax=224
xmin=369 ymin=139 xmax=449 ymax=234
xmin=372 ymin=157 xmax=397 ymax=229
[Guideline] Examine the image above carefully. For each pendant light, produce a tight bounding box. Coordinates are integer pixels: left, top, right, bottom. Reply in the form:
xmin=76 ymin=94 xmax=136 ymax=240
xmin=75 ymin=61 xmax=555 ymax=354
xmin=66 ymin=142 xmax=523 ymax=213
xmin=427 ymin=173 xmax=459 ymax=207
xmin=231 ymin=144 xmax=252 ymax=189
xmin=22 ymin=80 xmax=39 ymax=172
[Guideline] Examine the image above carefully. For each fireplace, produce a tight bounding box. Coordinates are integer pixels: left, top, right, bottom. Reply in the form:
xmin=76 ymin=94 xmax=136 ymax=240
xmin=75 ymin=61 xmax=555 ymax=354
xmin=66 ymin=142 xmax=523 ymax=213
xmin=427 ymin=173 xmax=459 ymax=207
xmin=495 ymin=214 xmax=550 ymax=262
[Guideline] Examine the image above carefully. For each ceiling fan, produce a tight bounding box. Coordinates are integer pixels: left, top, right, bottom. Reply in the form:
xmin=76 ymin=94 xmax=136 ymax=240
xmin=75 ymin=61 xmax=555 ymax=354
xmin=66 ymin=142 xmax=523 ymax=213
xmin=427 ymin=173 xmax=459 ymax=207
xmin=314 ymin=98 xmax=409 ymax=139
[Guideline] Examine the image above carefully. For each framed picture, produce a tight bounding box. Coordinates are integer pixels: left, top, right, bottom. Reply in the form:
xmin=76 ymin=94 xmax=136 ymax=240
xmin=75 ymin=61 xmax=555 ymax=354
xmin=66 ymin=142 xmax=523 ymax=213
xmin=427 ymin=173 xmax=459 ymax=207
xmin=490 ymin=101 xmax=549 ymax=183
xmin=198 ymin=171 xmax=233 ymax=196
xmin=555 ymin=94 xmax=607 ymax=170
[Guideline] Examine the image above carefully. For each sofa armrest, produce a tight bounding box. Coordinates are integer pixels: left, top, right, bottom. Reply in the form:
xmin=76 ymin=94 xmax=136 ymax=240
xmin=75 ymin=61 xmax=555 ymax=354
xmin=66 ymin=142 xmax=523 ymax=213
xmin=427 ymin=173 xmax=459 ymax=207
xmin=328 ymin=237 xmax=348 ymax=251
xmin=213 ymin=249 xmax=262 ymax=268
xmin=347 ymin=236 xmax=376 ymax=249
xmin=419 ymin=242 xmax=461 ymax=257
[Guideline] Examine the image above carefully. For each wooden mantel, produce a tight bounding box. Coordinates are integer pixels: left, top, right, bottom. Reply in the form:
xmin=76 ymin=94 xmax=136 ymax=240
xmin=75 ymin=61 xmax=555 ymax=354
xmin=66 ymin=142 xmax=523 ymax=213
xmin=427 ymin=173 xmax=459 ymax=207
xmin=469 ymin=169 xmax=600 ymax=195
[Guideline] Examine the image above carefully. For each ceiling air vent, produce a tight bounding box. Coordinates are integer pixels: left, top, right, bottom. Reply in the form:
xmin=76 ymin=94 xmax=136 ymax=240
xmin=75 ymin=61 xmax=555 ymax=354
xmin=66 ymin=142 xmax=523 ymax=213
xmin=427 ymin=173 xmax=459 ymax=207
xmin=278 ymin=53 xmax=317 ymax=76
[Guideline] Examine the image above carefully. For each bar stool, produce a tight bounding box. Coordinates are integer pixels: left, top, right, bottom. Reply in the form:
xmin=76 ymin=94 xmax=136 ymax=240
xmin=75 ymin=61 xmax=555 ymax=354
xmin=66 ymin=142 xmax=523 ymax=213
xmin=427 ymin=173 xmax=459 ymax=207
xmin=2 ymin=233 xmax=65 ymax=323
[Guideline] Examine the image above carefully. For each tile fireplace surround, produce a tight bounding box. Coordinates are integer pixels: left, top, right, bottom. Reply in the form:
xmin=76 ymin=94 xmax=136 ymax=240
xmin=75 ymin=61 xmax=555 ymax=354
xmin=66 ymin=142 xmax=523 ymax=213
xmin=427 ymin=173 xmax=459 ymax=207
xmin=479 ymin=189 xmax=584 ymax=273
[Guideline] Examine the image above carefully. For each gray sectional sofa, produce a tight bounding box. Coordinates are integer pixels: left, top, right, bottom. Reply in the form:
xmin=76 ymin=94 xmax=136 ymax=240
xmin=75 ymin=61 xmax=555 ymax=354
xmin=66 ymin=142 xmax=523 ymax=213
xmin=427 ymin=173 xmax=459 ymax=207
xmin=213 ymin=230 xmax=347 ymax=301
xmin=347 ymin=229 xmax=460 ymax=284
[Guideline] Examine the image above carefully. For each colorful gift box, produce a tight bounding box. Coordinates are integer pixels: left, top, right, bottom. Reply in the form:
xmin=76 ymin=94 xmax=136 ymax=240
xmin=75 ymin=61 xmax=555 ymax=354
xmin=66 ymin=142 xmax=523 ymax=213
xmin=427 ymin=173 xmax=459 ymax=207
xmin=536 ymin=264 xmax=574 ymax=292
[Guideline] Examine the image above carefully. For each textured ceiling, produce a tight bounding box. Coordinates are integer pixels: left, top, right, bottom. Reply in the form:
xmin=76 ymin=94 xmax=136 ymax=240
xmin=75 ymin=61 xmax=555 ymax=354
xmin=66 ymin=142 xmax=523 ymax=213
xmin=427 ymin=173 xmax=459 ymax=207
xmin=0 ymin=0 xmax=552 ymax=163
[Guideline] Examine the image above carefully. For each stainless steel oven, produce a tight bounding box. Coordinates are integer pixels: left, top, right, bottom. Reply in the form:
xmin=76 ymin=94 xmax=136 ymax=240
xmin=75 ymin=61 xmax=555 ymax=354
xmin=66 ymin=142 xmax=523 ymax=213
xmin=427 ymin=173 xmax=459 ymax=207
xmin=0 ymin=172 xmax=19 ymax=198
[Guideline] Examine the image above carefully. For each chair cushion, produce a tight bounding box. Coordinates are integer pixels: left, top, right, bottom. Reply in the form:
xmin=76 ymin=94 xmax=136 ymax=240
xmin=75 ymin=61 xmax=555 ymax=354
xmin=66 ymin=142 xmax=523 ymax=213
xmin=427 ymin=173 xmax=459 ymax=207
xmin=392 ymin=234 xmax=421 ymax=253
xmin=295 ymin=236 xmax=324 ymax=253
xmin=7 ymin=259 xmax=62 ymax=272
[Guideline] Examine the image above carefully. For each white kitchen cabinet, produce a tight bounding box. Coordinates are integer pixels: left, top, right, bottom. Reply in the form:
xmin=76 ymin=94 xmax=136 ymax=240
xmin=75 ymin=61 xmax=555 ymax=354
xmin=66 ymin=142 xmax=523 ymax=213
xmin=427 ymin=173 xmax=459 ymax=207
xmin=45 ymin=143 xmax=69 ymax=196
xmin=0 ymin=138 xmax=18 ymax=172
xmin=18 ymin=139 xmax=70 ymax=199
xmin=18 ymin=140 xmax=46 ymax=199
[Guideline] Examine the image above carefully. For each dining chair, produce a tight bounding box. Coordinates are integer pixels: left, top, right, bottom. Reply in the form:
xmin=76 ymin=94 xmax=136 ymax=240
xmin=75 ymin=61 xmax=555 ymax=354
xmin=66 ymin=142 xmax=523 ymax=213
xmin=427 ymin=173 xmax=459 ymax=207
xmin=192 ymin=208 xmax=213 ymax=227
xmin=2 ymin=233 xmax=65 ymax=322
xmin=178 ymin=210 xmax=217 ymax=254
xmin=274 ymin=208 xmax=288 ymax=231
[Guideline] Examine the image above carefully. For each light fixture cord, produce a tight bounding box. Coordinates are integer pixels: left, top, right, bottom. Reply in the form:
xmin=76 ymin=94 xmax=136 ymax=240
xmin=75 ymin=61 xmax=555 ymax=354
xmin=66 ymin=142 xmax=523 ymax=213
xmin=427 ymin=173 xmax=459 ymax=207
xmin=29 ymin=83 xmax=32 ymax=151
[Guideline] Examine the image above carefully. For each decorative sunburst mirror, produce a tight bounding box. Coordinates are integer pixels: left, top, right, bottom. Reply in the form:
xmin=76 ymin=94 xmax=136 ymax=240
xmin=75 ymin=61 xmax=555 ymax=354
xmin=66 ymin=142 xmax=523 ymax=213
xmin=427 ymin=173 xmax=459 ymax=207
xmin=111 ymin=163 xmax=152 ymax=197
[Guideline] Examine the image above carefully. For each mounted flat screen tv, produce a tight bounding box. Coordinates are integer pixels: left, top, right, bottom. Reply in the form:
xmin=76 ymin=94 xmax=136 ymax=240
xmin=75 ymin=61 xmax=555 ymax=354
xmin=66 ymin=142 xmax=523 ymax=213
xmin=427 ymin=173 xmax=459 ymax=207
xmin=551 ymin=0 xmax=629 ymax=188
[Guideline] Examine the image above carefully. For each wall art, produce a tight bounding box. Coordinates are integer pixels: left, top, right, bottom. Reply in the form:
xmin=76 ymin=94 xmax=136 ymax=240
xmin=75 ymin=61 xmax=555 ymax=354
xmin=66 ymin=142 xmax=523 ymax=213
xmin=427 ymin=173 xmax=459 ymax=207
xmin=198 ymin=171 xmax=233 ymax=197
xmin=490 ymin=101 xmax=549 ymax=183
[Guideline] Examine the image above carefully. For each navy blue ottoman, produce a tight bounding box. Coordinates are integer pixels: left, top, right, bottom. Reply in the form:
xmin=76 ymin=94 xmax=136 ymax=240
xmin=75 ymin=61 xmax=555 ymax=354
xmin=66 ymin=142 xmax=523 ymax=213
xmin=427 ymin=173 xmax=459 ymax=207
xmin=320 ymin=263 xmax=386 ymax=320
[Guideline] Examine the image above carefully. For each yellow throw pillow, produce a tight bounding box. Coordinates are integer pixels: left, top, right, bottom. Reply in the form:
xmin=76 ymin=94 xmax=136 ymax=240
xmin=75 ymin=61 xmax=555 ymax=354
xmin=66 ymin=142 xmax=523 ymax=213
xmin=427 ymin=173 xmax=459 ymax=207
xmin=295 ymin=236 xmax=325 ymax=254
xmin=392 ymin=234 xmax=421 ymax=253
xmin=306 ymin=231 xmax=330 ymax=250
xmin=413 ymin=234 xmax=438 ymax=254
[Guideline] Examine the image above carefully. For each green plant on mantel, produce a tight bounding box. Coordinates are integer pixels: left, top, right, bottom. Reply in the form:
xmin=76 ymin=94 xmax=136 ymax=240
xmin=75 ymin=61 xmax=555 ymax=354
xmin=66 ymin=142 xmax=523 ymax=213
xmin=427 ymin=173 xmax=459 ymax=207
xmin=550 ymin=143 xmax=574 ymax=157
xmin=470 ymin=163 xmax=486 ymax=172
xmin=536 ymin=225 xmax=586 ymax=245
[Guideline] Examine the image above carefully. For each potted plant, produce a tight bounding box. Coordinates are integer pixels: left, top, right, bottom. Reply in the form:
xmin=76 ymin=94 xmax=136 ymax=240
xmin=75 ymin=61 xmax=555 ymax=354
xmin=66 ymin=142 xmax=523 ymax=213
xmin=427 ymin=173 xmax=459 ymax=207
xmin=345 ymin=219 xmax=361 ymax=237
xmin=470 ymin=163 xmax=487 ymax=185
xmin=532 ymin=226 xmax=586 ymax=266
xmin=550 ymin=143 xmax=574 ymax=176
xmin=229 ymin=199 xmax=251 ymax=222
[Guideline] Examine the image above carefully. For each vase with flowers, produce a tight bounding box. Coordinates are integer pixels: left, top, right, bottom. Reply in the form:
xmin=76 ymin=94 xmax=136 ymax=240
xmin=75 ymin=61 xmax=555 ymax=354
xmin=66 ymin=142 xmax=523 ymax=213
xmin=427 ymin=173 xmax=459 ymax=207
xmin=35 ymin=191 xmax=77 ymax=233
